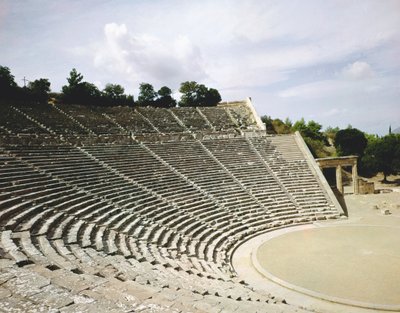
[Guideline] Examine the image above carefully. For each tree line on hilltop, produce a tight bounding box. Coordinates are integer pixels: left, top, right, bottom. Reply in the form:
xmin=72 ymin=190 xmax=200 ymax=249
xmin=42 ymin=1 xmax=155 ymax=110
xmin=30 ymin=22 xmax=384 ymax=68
xmin=262 ymin=116 xmax=400 ymax=183
xmin=1 ymin=65 xmax=398 ymax=181
xmin=0 ymin=65 xmax=221 ymax=107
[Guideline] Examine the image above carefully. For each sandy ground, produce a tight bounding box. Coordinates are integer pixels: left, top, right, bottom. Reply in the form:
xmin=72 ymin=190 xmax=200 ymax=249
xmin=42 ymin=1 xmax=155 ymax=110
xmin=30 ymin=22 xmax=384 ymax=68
xmin=256 ymin=225 xmax=400 ymax=305
xmin=368 ymin=174 xmax=400 ymax=191
xmin=232 ymin=187 xmax=400 ymax=313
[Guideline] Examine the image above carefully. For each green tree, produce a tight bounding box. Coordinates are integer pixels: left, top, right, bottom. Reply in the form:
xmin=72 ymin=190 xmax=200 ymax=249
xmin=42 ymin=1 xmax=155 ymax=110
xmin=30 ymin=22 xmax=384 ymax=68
xmin=125 ymin=95 xmax=135 ymax=106
xmin=62 ymin=69 xmax=82 ymax=103
xmin=0 ymin=65 xmax=18 ymax=101
xmin=272 ymin=118 xmax=292 ymax=134
xmin=155 ymin=86 xmax=176 ymax=108
xmin=334 ymin=128 xmax=367 ymax=156
xmin=203 ymin=87 xmax=221 ymax=106
xmin=158 ymin=86 xmax=172 ymax=98
xmin=67 ymin=68 xmax=83 ymax=87
xmin=261 ymin=115 xmax=275 ymax=133
xmin=364 ymin=133 xmax=379 ymax=147
xmin=179 ymin=81 xmax=221 ymax=107
xmin=103 ymin=84 xmax=125 ymax=99
xmin=62 ymin=69 xmax=101 ymax=105
xmin=292 ymin=118 xmax=306 ymax=132
xmin=284 ymin=117 xmax=292 ymax=128
xmin=292 ymin=118 xmax=325 ymax=142
xmin=303 ymin=137 xmax=329 ymax=158
xmin=261 ymin=116 xmax=293 ymax=134
xmin=0 ymin=66 xmax=17 ymax=89
xmin=292 ymin=118 xmax=329 ymax=157
xmin=80 ymin=82 xmax=101 ymax=99
xmin=137 ymin=83 xmax=157 ymax=106
xmin=28 ymin=78 xmax=51 ymax=103
xmin=179 ymin=81 xmax=197 ymax=107
xmin=325 ymin=126 xmax=340 ymax=143
xmin=360 ymin=134 xmax=400 ymax=182
xmin=307 ymin=120 xmax=326 ymax=141
xmin=102 ymin=83 xmax=134 ymax=106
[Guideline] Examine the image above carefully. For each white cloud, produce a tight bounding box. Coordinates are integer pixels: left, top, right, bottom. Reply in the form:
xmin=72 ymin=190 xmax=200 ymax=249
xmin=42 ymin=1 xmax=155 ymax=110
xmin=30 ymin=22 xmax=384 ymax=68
xmin=92 ymin=23 xmax=207 ymax=87
xmin=2 ymin=0 xmax=400 ymax=134
xmin=212 ymin=0 xmax=400 ymax=70
xmin=322 ymin=108 xmax=348 ymax=117
xmin=65 ymin=0 xmax=400 ymax=93
xmin=340 ymin=61 xmax=375 ymax=80
xmin=277 ymin=74 xmax=398 ymax=100
xmin=278 ymin=60 xmax=388 ymax=100
xmin=278 ymin=80 xmax=344 ymax=99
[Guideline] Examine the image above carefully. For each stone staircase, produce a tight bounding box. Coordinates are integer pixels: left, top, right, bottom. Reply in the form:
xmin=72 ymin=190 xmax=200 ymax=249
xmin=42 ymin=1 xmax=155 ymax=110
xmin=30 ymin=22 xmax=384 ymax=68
xmin=0 ymin=102 xmax=341 ymax=312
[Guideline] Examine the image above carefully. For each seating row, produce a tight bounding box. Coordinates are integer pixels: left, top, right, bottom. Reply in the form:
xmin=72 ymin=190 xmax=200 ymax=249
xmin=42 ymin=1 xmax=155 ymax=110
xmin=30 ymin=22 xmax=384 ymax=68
xmin=0 ymin=103 xmax=261 ymax=137
xmin=0 ymin=148 xmax=296 ymax=311
xmin=0 ymin=102 xmax=341 ymax=312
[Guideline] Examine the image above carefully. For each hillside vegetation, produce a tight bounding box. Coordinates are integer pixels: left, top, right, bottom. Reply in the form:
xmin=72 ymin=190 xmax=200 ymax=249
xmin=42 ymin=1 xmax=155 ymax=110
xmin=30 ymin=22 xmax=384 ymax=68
xmin=261 ymin=116 xmax=400 ymax=182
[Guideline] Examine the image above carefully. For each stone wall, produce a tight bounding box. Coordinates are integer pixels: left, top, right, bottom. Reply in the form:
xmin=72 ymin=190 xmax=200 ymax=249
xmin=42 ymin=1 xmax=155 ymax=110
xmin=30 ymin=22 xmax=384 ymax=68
xmin=358 ymin=178 xmax=375 ymax=194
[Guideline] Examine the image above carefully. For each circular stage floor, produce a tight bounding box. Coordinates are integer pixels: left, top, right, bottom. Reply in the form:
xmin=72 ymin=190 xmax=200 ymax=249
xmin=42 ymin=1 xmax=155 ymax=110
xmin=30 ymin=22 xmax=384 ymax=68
xmin=254 ymin=225 xmax=400 ymax=310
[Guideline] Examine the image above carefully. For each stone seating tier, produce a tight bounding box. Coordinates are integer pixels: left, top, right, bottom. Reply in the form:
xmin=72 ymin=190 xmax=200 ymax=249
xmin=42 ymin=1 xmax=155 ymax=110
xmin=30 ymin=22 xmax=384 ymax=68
xmin=55 ymin=104 xmax=123 ymax=135
xmin=170 ymin=107 xmax=213 ymax=132
xmin=101 ymin=106 xmax=158 ymax=134
xmin=199 ymin=107 xmax=238 ymax=131
xmin=0 ymin=105 xmax=48 ymax=135
xmin=14 ymin=103 xmax=88 ymax=135
xmin=228 ymin=106 xmax=258 ymax=130
xmin=0 ymin=103 xmax=340 ymax=312
xmin=137 ymin=107 xmax=187 ymax=133
xmin=0 ymin=103 xmax=262 ymax=138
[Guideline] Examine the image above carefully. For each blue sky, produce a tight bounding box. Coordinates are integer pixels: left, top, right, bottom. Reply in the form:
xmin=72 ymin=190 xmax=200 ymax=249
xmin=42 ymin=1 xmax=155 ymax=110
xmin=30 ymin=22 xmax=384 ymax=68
xmin=1 ymin=0 xmax=399 ymax=134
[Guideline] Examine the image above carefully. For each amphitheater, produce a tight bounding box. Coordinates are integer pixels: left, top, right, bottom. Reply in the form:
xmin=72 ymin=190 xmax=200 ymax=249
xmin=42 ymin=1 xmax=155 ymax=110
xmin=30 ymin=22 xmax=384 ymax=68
xmin=0 ymin=99 xmax=398 ymax=313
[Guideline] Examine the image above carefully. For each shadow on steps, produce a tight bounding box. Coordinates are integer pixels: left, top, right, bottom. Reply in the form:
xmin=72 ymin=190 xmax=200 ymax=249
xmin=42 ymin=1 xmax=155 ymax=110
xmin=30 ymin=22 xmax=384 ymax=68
xmin=331 ymin=187 xmax=348 ymax=217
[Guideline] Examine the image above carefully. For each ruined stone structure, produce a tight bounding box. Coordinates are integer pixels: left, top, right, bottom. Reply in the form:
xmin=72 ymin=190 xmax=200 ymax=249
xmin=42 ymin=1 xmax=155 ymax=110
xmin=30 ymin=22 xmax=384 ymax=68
xmin=0 ymin=99 xmax=342 ymax=312
xmin=358 ymin=178 xmax=375 ymax=194
xmin=316 ymin=156 xmax=359 ymax=194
